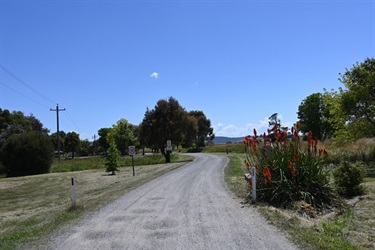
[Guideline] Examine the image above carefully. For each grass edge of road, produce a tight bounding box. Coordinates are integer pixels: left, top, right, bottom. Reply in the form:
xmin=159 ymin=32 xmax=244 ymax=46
xmin=224 ymin=153 xmax=375 ymax=250
xmin=0 ymin=154 xmax=194 ymax=250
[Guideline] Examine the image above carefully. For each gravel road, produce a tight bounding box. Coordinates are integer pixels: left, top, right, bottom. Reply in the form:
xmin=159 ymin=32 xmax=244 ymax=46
xmin=49 ymin=154 xmax=298 ymax=250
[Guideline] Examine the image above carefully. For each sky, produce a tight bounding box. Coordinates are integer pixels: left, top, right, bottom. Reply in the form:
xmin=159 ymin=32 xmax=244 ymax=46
xmin=0 ymin=0 xmax=374 ymax=140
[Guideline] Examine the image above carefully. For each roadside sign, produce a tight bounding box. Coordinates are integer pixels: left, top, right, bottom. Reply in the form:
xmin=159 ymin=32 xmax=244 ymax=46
xmin=167 ymin=140 xmax=172 ymax=151
xmin=128 ymin=146 xmax=136 ymax=156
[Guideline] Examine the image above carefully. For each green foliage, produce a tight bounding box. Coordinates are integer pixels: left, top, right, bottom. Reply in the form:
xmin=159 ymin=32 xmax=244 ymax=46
xmin=139 ymin=97 xmax=196 ymax=162
xmin=188 ymin=110 xmax=214 ymax=147
xmin=245 ymin=128 xmax=335 ymax=208
xmin=111 ymin=119 xmax=136 ymax=155
xmin=0 ymin=132 xmax=54 ymax=177
xmin=333 ymin=161 xmax=366 ymax=197
xmin=105 ymin=133 xmax=120 ymax=175
xmin=298 ymin=93 xmax=333 ymax=141
xmin=64 ymin=132 xmax=80 ymax=159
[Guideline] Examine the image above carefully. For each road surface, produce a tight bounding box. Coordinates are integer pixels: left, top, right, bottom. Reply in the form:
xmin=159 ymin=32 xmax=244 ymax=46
xmin=49 ymin=154 xmax=298 ymax=250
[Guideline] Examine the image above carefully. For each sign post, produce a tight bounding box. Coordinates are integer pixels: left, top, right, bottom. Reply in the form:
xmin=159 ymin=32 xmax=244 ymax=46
xmin=128 ymin=146 xmax=136 ymax=176
xmin=166 ymin=140 xmax=172 ymax=163
xmin=251 ymin=166 xmax=256 ymax=203
xmin=71 ymin=177 xmax=76 ymax=207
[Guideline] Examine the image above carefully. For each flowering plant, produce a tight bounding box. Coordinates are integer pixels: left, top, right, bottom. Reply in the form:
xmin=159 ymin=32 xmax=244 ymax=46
xmin=244 ymin=125 xmax=334 ymax=208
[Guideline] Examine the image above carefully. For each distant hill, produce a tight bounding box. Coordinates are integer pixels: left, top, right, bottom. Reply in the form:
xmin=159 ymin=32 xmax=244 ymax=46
xmin=213 ymin=136 xmax=245 ymax=144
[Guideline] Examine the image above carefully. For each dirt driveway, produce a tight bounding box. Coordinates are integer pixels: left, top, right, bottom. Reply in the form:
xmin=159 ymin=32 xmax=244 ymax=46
xmin=48 ymin=154 xmax=298 ymax=250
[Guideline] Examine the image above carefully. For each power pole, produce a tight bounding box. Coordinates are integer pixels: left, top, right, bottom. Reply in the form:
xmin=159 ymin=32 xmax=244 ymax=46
xmin=50 ymin=104 xmax=66 ymax=161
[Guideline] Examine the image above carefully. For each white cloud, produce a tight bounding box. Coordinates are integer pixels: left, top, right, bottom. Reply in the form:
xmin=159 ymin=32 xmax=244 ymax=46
xmin=150 ymin=72 xmax=158 ymax=79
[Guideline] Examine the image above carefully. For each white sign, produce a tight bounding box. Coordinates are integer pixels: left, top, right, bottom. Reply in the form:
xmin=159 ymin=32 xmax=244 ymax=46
xmin=167 ymin=140 xmax=172 ymax=151
xmin=128 ymin=146 xmax=136 ymax=156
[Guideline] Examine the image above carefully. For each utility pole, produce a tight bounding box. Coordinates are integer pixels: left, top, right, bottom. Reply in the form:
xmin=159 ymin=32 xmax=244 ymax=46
xmin=50 ymin=104 xmax=66 ymax=161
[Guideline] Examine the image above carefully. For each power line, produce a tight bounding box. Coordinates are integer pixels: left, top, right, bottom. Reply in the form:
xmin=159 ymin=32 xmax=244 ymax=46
xmin=0 ymin=64 xmax=56 ymax=105
xmin=0 ymin=81 xmax=50 ymax=108
xmin=50 ymin=104 xmax=66 ymax=161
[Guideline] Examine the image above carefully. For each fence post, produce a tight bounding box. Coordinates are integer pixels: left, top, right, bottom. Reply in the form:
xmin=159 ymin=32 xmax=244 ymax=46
xmin=251 ymin=166 xmax=256 ymax=203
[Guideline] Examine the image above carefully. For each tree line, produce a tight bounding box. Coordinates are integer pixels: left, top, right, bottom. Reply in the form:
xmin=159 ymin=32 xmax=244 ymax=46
xmin=297 ymin=57 xmax=375 ymax=145
xmin=0 ymin=97 xmax=214 ymax=177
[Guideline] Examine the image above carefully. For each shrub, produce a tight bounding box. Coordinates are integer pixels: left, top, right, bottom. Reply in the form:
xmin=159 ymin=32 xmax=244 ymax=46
xmin=244 ymin=127 xmax=336 ymax=208
xmin=0 ymin=132 xmax=54 ymax=177
xmin=105 ymin=134 xmax=120 ymax=175
xmin=333 ymin=161 xmax=366 ymax=197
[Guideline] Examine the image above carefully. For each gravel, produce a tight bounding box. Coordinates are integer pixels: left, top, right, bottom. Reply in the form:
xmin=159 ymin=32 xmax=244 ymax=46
xmin=48 ymin=153 xmax=298 ymax=250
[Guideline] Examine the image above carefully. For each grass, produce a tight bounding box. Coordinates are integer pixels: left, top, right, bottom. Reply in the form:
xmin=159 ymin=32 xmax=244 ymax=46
xmin=51 ymin=154 xmax=176 ymax=173
xmin=224 ymin=151 xmax=375 ymax=250
xmin=0 ymin=153 xmax=193 ymax=250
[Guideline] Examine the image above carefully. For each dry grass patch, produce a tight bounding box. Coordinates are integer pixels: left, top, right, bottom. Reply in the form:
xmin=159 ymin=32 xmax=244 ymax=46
xmin=0 ymin=154 xmax=193 ymax=249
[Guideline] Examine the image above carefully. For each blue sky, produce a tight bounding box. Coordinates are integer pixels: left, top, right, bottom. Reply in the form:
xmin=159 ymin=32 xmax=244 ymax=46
xmin=0 ymin=0 xmax=374 ymax=140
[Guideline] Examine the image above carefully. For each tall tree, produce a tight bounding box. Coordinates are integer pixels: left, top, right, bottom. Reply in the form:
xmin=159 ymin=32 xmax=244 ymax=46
xmin=98 ymin=127 xmax=111 ymax=154
xmin=105 ymin=133 xmax=120 ymax=175
xmin=339 ymin=58 xmax=375 ymax=137
xmin=50 ymin=131 xmax=66 ymax=152
xmin=139 ymin=97 xmax=192 ymax=162
xmin=188 ymin=110 xmax=214 ymax=147
xmin=64 ymin=131 xmax=80 ymax=159
xmin=297 ymin=93 xmax=332 ymax=141
xmin=111 ymin=119 xmax=136 ymax=155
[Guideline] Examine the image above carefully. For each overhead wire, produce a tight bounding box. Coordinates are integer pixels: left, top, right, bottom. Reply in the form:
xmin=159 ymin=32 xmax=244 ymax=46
xmin=0 ymin=63 xmax=57 ymax=105
xmin=0 ymin=80 xmax=50 ymax=109
xmin=0 ymin=65 xmax=83 ymax=136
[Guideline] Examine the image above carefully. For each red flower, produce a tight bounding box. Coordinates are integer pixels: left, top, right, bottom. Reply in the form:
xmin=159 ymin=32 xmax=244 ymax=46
xmin=267 ymin=128 xmax=271 ymax=134
xmin=290 ymin=166 xmax=295 ymax=175
xmin=296 ymin=123 xmax=300 ymax=131
xmin=308 ymin=131 xmax=313 ymax=140
xmin=263 ymin=132 xmax=267 ymax=141
xmin=255 ymin=164 xmax=259 ymax=171
xmin=246 ymin=161 xmax=250 ymax=167
xmin=274 ymin=132 xmax=281 ymax=140
xmin=253 ymin=128 xmax=257 ymax=138
xmin=293 ymin=154 xmax=299 ymax=162
xmin=263 ymin=166 xmax=272 ymax=181
xmin=288 ymin=160 xmax=293 ymax=168
xmin=249 ymin=180 xmax=253 ymax=188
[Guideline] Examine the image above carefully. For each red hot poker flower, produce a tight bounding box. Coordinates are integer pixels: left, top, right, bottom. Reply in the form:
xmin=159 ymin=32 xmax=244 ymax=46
xmin=253 ymin=128 xmax=257 ymax=138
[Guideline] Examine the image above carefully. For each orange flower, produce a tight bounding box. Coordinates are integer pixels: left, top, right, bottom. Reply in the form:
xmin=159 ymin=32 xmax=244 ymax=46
xmin=263 ymin=166 xmax=272 ymax=181
xmin=263 ymin=178 xmax=268 ymax=185
xmin=308 ymin=131 xmax=313 ymax=140
xmin=274 ymin=132 xmax=281 ymax=140
xmin=253 ymin=128 xmax=257 ymax=138
xmin=290 ymin=166 xmax=295 ymax=175
xmin=293 ymin=154 xmax=299 ymax=162
xmin=288 ymin=160 xmax=293 ymax=168
xmin=255 ymin=164 xmax=259 ymax=171
xmin=249 ymin=180 xmax=253 ymax=188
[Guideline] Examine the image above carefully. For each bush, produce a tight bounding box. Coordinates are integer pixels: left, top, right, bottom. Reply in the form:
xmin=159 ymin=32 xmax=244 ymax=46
xmin=0 ymin=132 xmax=54 ymax=177
xmin=333 ymin=161 xmax=366 ymax=197
xmin=245 ymin=128 xmax=335 ymax=208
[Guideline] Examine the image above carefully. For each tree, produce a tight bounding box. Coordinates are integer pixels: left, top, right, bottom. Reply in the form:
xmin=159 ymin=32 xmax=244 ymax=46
xmin=111 ymin=119 xmax=136 ymax=155
xmin=105 ymin=133 xmax=120 ymax=175
xmin=297 ymin=93 xmax=333 ymax=141
xmin=64 ymin=132 xmax=80 ymax=159
xmin=0 ymin=132 xmax=54 ymax=177
xmin=50 ymin=131 xmax=66 ymax=153
xmin=139 ymin=97 xmax=192 ymax=162
xmin=98 ymin=127 xmax=111 ymax=154
xmin=338 ymin=58 xmax=375 ymax=137
xmin=0 ymin=109 xmax=49 ymax=163
xmin=188 ymin=111 xmax=215 ymax=147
